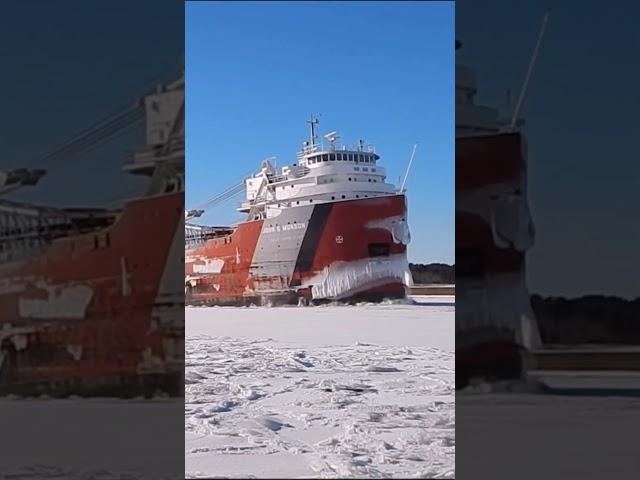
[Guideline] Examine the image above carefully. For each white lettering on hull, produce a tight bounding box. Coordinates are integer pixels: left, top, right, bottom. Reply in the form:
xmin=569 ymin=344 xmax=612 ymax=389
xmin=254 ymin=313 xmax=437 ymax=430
xmin=263 ymin=222 xmax=307 ymax=234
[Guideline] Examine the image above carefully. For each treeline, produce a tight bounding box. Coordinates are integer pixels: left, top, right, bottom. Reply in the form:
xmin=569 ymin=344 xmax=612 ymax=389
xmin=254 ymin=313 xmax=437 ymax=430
xmin=532 ymin=294 xmax=640 ymax=344
xmin=409 ymin=263 xmax=455 ymax=284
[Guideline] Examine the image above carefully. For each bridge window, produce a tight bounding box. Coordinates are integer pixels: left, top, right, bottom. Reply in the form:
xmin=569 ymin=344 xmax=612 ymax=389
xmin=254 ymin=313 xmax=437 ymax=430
xmin=329 ymin=154 xmax=335 ymax=161
xmin=347 ymin=154 xmax=353 ymax=161
xmin=337 ymin=154 xmax=343 ymax=161
xmin=359 ymin=154 xmax=364 ymax=162
xmin=322 ymin=154 xmax=328 ymax=162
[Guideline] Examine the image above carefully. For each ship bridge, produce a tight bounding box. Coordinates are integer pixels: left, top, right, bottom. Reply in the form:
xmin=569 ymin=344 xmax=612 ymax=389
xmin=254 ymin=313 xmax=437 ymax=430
xmin=456 ymin=40 xmax=524 ymax=135
xmin=238 ymin=117 xmax=398 ymax=220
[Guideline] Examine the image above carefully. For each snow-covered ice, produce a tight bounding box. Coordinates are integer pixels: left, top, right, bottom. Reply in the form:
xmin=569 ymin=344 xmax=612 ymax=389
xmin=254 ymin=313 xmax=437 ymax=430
xmin=457 ymin=386 xmax=640 ymax=480
xmin=0 ymin=397 xmax=184 ymax=479
xmin=185 ymin=296 xmax=455 ymax=478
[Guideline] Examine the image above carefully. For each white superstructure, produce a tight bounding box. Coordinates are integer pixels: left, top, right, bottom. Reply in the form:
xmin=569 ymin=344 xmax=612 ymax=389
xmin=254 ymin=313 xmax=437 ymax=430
xmin=239 ymin=117 xmax=398 ymax=220
xmin=455 ymin=40 xmax=522 ymax=136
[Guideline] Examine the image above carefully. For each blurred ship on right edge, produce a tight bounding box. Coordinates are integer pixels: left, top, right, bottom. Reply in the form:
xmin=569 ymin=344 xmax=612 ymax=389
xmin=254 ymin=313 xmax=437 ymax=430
xmin=456 ymin=37 xmax=640 ymax=394
xmin=455 ymin=39 xmax=542 ymax=387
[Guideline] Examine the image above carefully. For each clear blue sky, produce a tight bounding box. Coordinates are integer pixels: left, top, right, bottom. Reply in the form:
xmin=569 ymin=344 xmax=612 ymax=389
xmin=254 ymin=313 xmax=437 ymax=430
xmin=186 ymin=1 xmax=454 ymax=265
xmin=0 ymin=1 xmax=182 ymax=207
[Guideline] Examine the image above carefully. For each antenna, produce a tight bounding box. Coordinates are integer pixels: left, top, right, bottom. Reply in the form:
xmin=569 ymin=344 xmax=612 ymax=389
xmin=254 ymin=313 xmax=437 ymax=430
xmin=324 ymin=131 xmax=338 ymax=145
xmin=400 ymin=143 xmax=418 ymax=192
xmin=307 ymin=115 xmax=319 ymax=146
xmin=505 ymin=88 xmax=512 ymax=112
xmin=510 ymin=10 xmax=550 ymax=130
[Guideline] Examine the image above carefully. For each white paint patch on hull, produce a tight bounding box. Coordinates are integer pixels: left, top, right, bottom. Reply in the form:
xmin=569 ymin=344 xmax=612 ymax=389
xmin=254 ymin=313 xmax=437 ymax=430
xmin=192 ymin=258 xmax=224 ymax=274
xmin=304 ymin=253 xmax=412 ymax=300
xmin=19 ymin=284 xmax=93 ymax=320
xmin=67 ymin=344 xmax=83 ymax=361
xmin=0 ymin=277 xmax=40 ymax=295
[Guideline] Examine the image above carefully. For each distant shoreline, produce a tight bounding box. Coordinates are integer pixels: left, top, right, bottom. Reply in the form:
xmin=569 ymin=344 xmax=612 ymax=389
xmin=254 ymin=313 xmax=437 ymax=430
xmin=409 ymin=263 xmax=454 ymax=284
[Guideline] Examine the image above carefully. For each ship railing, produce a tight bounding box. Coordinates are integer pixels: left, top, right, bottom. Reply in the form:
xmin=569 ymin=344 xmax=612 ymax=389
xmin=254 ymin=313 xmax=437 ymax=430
xmin=268 ymin=167 xmax=310 ymax=184
xmin=269 ymin=174 xmax=288 ymax=183
xmin=297 ymin=140 xmax=377 ymax=158
xmin=185 ymin=226 xmax=235 ymax=249
xmin=291 ymin=167 xmax=310 ymax=178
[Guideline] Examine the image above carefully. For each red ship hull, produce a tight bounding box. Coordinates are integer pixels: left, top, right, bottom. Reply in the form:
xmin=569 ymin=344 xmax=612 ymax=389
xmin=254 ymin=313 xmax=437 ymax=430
xmin=456 ymin=132 xmax=539 ymax=387
xmin=0 ymin=192 xmax=184 ymax=397
xmin=185 ymin=194 xmax=411 ymax=306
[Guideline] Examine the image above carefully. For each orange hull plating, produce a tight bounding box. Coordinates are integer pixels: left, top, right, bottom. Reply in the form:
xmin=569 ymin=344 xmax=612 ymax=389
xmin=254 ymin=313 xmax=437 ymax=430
xmin=456 ymin=132 xmax=537 ymax=386
xmin=186 ymin=195 xmax=410 ymax=306
xmin=0 ymin=192 xmax=184 ymax=396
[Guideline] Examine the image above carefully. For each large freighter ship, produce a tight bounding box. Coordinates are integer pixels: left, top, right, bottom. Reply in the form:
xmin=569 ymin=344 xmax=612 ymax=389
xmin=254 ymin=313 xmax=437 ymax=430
xmin=0 ymin=72 xmax=185 ymax=396
xmin=185 ymin=118 xmax=413 ymax=306
xmin=455 ymin=39 xmax=542 ymax=386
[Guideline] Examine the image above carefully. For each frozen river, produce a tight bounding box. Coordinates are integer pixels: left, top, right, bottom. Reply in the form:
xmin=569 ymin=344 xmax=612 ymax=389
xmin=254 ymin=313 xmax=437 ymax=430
xmin=185 ymin=296 xmax=455 ymax=478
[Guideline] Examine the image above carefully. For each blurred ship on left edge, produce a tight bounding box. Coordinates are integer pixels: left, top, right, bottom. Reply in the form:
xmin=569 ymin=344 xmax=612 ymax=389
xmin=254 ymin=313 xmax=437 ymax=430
xmin=0 ymin=71 xmax=184 ymax=397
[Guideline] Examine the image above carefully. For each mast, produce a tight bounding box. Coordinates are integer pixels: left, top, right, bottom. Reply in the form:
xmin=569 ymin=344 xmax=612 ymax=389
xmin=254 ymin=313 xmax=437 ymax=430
xmin=400 ymin=143 xmax=418 ymax=192
xmin=307 ymin=115 xmax=319 ymax=146
xmin=509 ymin=10 xmax=550 ymax=130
